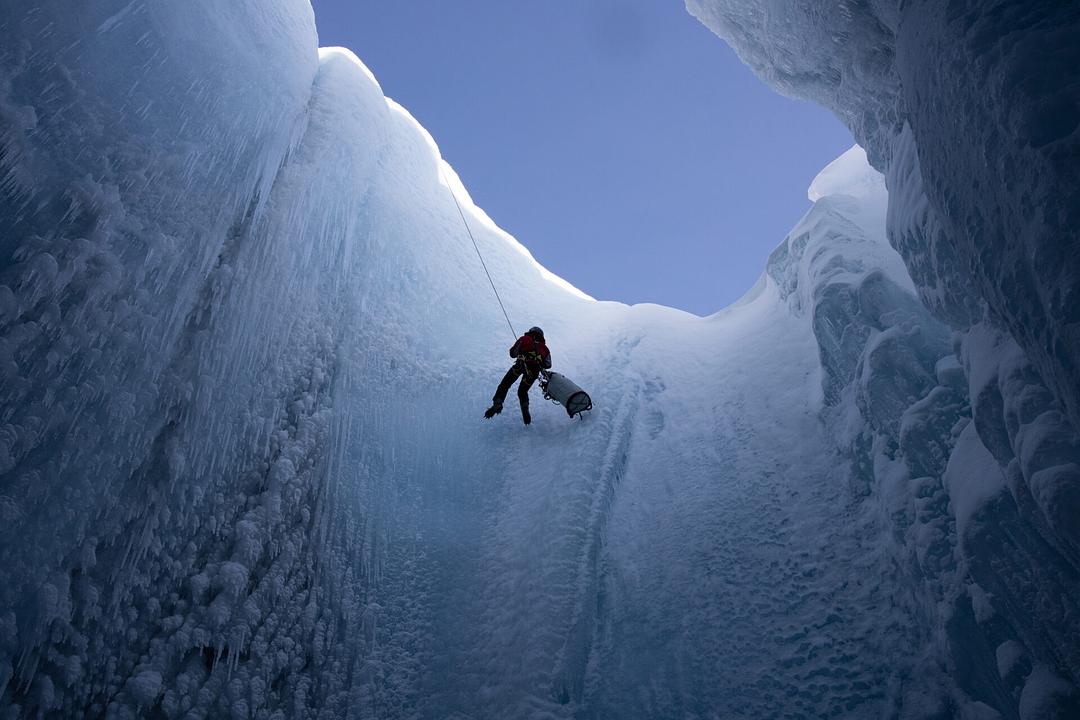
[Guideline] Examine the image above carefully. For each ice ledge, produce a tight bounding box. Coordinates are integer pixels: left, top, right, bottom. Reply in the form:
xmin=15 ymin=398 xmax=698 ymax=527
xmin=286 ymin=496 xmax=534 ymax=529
xmin=317 ymin=47 xmax=594 ymax=304
xmin=807 ymin=145 xmax=885 ymax=203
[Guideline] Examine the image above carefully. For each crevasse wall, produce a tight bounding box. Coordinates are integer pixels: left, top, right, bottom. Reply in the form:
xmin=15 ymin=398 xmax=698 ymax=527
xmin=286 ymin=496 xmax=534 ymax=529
xmin=688 ymin=0 xmax=1080 ymax=715
xmin=0 ymin=1 xmax=611 ymax=715
xmin=0 ymin=2 xmax=362 ymax=714
xmin=2 ymin=0 xmax=1078 ymax=718
xmin=0 ymin=1 xmax=524 ymax=713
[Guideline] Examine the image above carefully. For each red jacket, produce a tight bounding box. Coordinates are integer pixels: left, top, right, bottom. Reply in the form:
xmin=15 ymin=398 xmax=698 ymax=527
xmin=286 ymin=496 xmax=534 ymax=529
xmin=510 ymin=334 xmax=551 ymax=370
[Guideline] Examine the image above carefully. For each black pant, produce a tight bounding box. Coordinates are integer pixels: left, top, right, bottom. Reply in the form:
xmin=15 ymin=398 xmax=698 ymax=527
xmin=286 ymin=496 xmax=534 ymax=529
xmin=492 ymin=362 xmax=539 ymax=416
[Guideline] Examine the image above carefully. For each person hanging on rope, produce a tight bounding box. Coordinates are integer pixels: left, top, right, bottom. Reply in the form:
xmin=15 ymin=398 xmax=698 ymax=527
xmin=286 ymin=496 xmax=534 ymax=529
xmin=484 ymin=326 xmax=551 ymax=426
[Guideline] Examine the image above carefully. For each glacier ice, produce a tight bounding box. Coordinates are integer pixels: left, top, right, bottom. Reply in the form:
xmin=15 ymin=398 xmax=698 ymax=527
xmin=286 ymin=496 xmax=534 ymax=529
xmin=688 ymin=0 xmax=1080 ymax=427
xmin=1 ymin=0 xmax=1078 ymax=718
xmin=690 ymin=0 xmax=1080 ymax=715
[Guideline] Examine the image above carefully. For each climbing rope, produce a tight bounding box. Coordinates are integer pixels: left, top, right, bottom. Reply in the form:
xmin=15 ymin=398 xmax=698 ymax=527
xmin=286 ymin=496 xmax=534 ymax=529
xmin=440 ymin=166 xmax=517 ymax=341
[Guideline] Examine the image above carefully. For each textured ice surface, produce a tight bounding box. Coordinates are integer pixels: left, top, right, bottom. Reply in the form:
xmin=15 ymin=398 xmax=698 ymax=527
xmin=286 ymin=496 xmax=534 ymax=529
xmin=688 ymin=0 xmax=1080 ymax=425
xmin=690 ymin=0 xmax=1080 ymax=715
xmin=1 ymin=1 xmax=1078 ymax=718
xmin=687 ymin=0 xmax=1080 ymax=419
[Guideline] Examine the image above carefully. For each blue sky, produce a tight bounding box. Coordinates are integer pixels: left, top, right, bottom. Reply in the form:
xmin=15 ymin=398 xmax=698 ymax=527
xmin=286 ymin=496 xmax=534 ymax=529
xmin=310 ymin=0 xmax=854 ymax=315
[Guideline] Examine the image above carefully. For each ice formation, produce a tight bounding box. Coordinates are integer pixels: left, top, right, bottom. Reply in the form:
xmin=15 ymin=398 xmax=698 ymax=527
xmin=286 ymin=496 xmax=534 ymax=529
xmin=688 ymin=0 xmax=1080 ymax=716
xmin=0 ymin=1 xmax=1076 ymax=718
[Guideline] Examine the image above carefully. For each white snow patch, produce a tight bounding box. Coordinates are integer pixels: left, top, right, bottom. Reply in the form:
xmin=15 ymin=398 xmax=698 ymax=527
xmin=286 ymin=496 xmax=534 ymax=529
xmin=808 ymin=145 xmax=884 ymax=202
xmin=944 ymin=422 xmax=1006 ymax=541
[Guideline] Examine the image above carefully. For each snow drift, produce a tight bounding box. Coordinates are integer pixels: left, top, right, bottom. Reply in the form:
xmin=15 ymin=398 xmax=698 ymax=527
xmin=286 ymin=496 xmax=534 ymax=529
xmin=0 ymin=0 xmax=1077 ymax=718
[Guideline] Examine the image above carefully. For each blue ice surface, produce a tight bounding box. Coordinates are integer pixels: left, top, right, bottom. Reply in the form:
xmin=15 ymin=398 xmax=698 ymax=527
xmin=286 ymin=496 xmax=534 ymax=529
xmin=0 ymin=1 xmax=1078 ymax=718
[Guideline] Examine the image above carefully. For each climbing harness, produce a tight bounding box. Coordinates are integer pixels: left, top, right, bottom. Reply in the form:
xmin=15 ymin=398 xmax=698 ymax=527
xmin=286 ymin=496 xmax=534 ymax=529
xmin=440 ymin=166 xmax=517 ymax=342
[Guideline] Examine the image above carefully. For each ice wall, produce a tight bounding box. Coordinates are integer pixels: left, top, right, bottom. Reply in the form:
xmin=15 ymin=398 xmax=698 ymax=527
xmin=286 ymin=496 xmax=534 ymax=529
xmin=2 ymin=0 xmax=1078 ymax=718
xmin=688 ymin=0 xmax=1080 ymax=715
xmin=0 ymin=1 xmax=597 ymax=715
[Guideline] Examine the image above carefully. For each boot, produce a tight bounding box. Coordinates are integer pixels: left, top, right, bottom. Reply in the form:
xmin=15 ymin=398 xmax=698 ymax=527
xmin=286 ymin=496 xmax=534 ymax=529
xmin=521 ymin=404 xmax=531 ymax=426
xmin=484 ymin=401 xmax=503 ymax=419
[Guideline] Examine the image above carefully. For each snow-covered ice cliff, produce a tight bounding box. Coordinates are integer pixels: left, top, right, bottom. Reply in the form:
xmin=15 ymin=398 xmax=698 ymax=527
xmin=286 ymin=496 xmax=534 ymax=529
xmin=0 ymin=1 xmax=1077 ymax=718
xmin=689 ymin=0 xmax=1080 ymax=716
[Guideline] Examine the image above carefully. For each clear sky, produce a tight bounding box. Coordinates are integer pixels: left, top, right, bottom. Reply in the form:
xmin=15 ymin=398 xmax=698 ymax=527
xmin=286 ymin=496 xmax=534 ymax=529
xmin=310 ymin=0 xmax=854 ymax=316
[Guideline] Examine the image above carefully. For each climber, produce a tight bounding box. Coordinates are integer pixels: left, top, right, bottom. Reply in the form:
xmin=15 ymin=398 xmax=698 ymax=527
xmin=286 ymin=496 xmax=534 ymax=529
xmin=484 ymin=326 xmax=551 ymax=425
